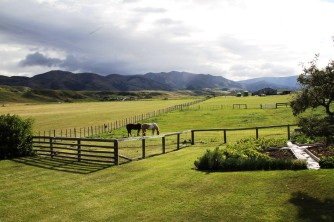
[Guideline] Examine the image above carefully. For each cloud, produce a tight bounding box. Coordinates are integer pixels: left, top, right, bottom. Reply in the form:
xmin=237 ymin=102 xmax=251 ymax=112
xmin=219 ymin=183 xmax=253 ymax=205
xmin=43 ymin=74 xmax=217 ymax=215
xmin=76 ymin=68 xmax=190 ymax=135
xmin=19 ymin=52 xmax=62 ymax=67
xmin=0 ymin=0 xmax=334 ymax=80
xmin=133 ymin=7 xmax=167 ymax=13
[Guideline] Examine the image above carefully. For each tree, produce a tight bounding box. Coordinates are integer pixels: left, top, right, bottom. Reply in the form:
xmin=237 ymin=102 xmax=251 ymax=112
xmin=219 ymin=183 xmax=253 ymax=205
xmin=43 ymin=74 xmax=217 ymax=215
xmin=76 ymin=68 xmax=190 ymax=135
xmin=290 ymin=55 xmax=334 ymax=143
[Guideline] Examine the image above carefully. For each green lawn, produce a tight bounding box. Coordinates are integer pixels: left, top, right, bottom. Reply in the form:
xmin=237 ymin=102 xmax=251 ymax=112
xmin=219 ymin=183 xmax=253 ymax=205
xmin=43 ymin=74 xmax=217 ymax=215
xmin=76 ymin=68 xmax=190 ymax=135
xmin=1 ymin=144 xmax=334 ymax=222
xmin=2 ymin=94 xmax=333 ymax=221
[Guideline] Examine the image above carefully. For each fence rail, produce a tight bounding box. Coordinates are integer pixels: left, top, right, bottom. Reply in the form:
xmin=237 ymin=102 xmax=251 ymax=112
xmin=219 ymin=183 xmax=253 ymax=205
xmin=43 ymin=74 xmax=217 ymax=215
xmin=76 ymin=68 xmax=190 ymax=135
xmin=32 ymin=130 xmax=192 ymax=165
xmin=191 ymin=124 xmax=297 ymax=144
xmin=33 ymin=124 xmax=297 ymax=165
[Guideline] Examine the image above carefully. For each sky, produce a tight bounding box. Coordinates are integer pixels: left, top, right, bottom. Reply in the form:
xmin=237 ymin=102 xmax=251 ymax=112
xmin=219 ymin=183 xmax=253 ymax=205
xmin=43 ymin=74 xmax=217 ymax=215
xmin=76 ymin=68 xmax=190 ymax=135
xmin=0 ymin=0 xmax=334 ymax=80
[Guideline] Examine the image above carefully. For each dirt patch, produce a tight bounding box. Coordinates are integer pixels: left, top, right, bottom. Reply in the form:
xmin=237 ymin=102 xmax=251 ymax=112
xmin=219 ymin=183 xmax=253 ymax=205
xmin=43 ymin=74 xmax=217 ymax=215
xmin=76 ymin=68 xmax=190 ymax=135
xmin=264 ymin=148 xmax=296 ymax=160
xmin=307 ymin=145 xmax=334 ymax=158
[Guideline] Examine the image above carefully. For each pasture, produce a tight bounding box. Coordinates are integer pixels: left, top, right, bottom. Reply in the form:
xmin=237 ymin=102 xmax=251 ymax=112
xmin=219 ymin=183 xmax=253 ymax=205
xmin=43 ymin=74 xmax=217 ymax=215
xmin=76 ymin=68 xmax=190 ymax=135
xmin=1 ymin=94 xmax=334 ymax=221
xmin=0 ymin=99 xmax=198 ymax=133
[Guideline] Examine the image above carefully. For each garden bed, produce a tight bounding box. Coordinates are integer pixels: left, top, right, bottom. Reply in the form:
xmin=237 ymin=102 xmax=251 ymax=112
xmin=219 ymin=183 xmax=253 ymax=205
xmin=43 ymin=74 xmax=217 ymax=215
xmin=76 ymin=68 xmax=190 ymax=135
xmin=264 ymin=148 xmax=295 ymax=160
xmin=306 ymin=144 xmax=334 ymax=158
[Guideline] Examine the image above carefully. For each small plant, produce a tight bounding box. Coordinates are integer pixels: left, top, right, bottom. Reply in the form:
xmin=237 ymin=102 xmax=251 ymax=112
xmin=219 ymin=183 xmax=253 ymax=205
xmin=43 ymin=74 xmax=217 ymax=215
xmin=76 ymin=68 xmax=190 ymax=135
xmin=319 ymin=156 xmax=334 ymax=168
xmin=0 ymin=114 xmax=34 ymax=160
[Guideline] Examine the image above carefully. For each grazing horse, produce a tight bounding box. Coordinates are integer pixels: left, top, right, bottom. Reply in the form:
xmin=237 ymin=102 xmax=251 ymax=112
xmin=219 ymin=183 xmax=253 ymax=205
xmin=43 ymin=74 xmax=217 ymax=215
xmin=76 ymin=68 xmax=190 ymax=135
xmin=141 ymin=123 xmax=160 ymax=136
xmin=126 ymin=123 xmax=142 ymax=137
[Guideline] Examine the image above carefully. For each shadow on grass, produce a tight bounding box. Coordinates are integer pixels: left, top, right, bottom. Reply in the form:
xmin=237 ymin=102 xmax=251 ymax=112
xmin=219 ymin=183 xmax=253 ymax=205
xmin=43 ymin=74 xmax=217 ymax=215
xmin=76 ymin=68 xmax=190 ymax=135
xmin=289 ymin=191 xmax=334 ymax=222
xmin=12 ymin=156 xmax=113 ymax=174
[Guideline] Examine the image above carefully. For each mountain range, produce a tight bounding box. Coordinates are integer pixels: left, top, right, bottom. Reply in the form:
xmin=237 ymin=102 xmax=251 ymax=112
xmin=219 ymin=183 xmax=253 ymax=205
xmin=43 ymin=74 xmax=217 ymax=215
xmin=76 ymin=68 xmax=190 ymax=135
xmin=0 ymin=70 xmax=300 ymax=92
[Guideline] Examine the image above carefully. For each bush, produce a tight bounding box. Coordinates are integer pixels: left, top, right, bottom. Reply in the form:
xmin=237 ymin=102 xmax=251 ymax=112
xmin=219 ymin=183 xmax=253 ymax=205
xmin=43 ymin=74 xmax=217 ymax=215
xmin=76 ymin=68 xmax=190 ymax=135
xmin=0 ymin=114 xmax=34 ymax=160
xmin=319 ymin=156 xmax=334 ymax=168
xmin=297 ymin=116 xmax=334 ymax=145
xmin=194 ymin=138 xmax=307 ymax=171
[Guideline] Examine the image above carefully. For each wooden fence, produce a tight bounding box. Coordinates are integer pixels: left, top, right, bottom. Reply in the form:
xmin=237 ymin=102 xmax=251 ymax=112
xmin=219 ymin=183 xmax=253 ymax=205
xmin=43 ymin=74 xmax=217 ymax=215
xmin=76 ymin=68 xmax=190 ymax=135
xmin=32 ymin=130 xmax=192 ymax=165
xmin=190 ymin=124 xmax=297 ymax=145
xmin=33 ymin=137 xmax=119 ymax=164
xmin=32 ymin=124 xmax=297 ymax=165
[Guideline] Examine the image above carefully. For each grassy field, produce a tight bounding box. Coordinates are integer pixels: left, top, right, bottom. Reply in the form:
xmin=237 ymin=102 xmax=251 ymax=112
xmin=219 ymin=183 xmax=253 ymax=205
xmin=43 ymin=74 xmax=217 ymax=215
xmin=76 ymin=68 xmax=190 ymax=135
xmin=2 ymin=94 xmax=334 ymax=221
xmin=104 ymin=95 xmax=298 ymax=139
xmin=0 ymin=98 xmax=199 ymax=133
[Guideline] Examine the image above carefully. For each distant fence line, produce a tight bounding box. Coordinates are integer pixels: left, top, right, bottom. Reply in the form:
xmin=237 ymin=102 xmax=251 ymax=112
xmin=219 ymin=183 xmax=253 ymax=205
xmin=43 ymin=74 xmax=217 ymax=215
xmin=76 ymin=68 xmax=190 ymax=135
xmin=187 ymin=102 xmax=290 ymax=110
xmin=36 ymin=98 xmax=207 ymax=138
xmin=33 ymin=124 xmax=297 ymax=165
xmin=191 ymin=124 xmax=297 ymax=145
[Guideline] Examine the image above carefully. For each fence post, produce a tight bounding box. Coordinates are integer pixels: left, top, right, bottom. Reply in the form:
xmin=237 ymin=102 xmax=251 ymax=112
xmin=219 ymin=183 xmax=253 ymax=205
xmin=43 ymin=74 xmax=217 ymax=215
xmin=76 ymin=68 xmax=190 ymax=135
xmin=191 ymin=130 xmax=195 ymax=145
xmin=177 ymin=134 xmax=180 ymax=150
xmin=77 ymin=139 xmax=81 ymax=161
xmin=50 ymin=137 xmax=54 ymax=158
xmin=223 ymin=130 xmax=227 ymax=144
xmin=162 ymin=137 xmax=166 ymax=154
xmin=142 ymin=138 xmax=146 ymax=159
xmin=287 ymin=125 xmax=291 ymax=140
xmin=256 ymin=127 xmax=259 ymax=139
xmin=114 ymin=140 xmax=119 ymax=165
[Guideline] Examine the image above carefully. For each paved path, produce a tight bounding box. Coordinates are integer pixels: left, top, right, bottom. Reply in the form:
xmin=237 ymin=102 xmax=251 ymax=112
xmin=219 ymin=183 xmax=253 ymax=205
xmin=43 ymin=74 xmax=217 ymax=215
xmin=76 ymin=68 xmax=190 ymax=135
xmin=287 ymin=141 xmax=320 ymax=170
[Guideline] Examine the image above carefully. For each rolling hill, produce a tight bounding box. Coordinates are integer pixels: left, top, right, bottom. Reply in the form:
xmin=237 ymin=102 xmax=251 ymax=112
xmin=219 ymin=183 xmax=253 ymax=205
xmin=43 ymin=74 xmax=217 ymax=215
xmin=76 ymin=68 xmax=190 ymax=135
xmin=0 ymin=70 xmax=299 ymax=92
xmin=237 ymin=76 xmax=300 ymax=91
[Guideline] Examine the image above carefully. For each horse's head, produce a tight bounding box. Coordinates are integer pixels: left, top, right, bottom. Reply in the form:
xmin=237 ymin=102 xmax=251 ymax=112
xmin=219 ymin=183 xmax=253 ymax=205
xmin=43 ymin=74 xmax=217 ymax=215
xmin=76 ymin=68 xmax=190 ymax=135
xmin=155 ymin=124 xmax=160 ymax=135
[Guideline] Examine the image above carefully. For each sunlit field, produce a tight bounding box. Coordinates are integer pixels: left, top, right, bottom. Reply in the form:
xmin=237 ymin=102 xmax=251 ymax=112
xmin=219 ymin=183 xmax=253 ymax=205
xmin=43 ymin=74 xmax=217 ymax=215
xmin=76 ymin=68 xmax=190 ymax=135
xmin=0 ymin=99 xmax=198 ymax=133
xmin=2 ymin=94 xmax=333 ymax=222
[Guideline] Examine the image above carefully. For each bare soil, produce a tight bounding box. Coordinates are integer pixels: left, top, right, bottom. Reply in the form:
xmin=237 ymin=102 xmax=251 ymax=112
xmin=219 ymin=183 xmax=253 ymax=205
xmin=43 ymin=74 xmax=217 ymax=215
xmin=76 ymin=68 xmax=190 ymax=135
xmin=306 ymin=145 xmax=334 ymax=158
xmin=264 ymin=149 xmax=295 ymax=160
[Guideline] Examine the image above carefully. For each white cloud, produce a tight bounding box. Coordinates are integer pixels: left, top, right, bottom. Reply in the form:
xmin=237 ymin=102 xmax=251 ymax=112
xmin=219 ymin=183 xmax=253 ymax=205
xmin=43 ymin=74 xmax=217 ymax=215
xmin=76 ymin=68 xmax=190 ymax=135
xmin=0 ymin=0 xmax=333 ymax=80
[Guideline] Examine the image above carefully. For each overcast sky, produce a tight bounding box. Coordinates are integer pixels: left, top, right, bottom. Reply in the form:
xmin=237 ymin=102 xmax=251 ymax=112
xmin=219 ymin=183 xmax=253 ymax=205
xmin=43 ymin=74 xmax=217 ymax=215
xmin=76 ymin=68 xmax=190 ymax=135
xmin=0 ymin=0 xmax=334 ymax=80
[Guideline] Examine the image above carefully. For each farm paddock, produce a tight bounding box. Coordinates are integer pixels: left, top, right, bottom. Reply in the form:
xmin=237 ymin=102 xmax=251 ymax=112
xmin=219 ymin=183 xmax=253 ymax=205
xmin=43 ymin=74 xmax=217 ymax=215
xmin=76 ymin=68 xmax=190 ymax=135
xmin=2 ymin=95 xmax=334 ymax=221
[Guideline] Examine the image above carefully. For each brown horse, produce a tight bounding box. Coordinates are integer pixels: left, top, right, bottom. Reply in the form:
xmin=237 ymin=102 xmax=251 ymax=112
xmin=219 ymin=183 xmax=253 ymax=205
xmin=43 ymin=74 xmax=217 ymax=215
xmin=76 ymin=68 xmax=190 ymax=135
xmin=126 ymin=123 xmax=142 ymax=137
xmin=141 ymin=123 xmax=160 ymax=136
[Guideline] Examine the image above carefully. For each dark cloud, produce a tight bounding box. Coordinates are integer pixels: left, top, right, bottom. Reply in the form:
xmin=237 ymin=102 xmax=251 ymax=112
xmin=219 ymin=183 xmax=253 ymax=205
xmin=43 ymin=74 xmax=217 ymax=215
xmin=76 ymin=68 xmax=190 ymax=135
xmin=3 ymin=0 xmax=332 ymax=79
xmin=19 ymin=52 xmax=62 ymax=67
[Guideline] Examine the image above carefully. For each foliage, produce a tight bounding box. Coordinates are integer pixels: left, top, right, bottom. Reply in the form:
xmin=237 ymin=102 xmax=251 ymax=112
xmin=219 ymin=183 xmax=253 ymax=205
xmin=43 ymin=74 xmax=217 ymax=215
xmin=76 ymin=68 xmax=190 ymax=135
xmin=290 ymin=55 xmax=334 ymax=144
xmin=291 ymin=134 xmax=319 ymax=144
xmin=0 ymin=114 xmax=34 ymax=159
xmin=319 ymin=156 xmax=334 ymax=168
xmin=295 ymin=115 xmax=334 ymax=144
xmin=194 ymin=138 xmax=307 ymax=171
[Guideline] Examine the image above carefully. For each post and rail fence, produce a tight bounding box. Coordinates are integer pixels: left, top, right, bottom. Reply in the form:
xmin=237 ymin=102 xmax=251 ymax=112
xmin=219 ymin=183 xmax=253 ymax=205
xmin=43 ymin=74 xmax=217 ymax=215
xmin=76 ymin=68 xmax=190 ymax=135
xmin=33 ymin=124 xmax=297 ymax=165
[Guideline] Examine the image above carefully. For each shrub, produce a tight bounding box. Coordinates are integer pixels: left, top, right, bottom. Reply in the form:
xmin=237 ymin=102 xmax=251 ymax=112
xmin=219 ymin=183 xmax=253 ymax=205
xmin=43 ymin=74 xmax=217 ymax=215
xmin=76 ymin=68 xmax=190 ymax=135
xmin=0 ymin=114 xmax=34 ymax=160
xmin=319 ymin=156 xmax=334 ymax=168
xmin=194 ymin=147 xmax=225 ymax=170
xmin=194 ymin=138 xmax=307 ymax=171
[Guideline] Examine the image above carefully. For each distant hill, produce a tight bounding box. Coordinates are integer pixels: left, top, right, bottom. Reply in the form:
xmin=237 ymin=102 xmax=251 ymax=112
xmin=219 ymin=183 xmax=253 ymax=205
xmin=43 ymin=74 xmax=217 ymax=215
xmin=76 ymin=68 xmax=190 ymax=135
xmin=0 ymin=70 xmax=300 ymax=92
xmin=0 ymin=70 xmax=242 ymax=91
xmin=0 ymin=70 xmax=172 ymax=91
xmin=144 ymin=71 xmax=242 ymax=90
xmin=237 ymin=76 xmax=300 ymax=92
